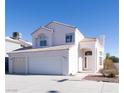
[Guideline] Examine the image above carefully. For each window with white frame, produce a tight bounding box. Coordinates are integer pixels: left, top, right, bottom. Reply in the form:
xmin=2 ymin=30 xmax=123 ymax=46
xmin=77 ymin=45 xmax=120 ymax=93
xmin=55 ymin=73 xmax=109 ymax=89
xmin=65 ymin=33 xmax=74 ymax=43
xmin=99 ymin=51 xmax=103 ymax=65
xmin=39 ymin=34 xmax=47 ymax=47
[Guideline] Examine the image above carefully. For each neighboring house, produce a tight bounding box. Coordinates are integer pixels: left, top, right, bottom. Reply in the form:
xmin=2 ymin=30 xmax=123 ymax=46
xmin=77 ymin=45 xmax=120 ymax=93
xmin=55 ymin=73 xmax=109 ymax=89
xmin=5 ymin=32 xmax=32 ymax=73
xmin=8 ymin=21 xmax=104 ymax=75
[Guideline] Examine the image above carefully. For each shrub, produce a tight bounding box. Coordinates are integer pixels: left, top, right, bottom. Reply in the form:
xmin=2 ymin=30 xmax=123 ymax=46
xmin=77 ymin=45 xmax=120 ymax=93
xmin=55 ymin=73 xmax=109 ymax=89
xmin=99 ymin=59 xmax=118 ymax=77
xmin=101 ymin=69 xmax=117 ymax=77
xmin=103 ymin=59 xmax=116 ymax=70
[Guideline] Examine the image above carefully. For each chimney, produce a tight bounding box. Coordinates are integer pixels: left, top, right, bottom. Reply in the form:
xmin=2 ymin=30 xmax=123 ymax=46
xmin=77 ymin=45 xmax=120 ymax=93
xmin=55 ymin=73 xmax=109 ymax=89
xmin=12 ymin=32 xmax=22 ymax=40
xmin=100 ymin=34 xmax=105 ymax=46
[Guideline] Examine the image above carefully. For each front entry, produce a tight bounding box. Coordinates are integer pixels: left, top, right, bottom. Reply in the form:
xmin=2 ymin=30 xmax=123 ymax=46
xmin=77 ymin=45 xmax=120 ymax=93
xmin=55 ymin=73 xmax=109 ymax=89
xmin=82 ymin=51 xmax=92 ymax=71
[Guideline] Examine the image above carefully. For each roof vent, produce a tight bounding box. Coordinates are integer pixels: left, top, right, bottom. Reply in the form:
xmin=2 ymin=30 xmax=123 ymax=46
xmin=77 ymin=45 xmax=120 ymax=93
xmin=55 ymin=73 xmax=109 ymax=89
xmin=12 ymin=32 xmax=22 ymax=40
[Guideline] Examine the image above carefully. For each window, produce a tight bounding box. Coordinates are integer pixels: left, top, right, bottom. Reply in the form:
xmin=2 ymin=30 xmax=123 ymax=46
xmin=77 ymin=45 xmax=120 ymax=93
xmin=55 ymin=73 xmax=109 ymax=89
xmin=99 ymin=57 xmax=102 ymax=65
xmin=39 ymin=34 xmax=47 ymax=47
xmin=84 ymin=57 xmax=88 ymax=68
xmin=20 ymin=45 xmax=25 ymax=47
xmin=99 ymin=51 xmax=102 ymax=56
xmin=85 ymin=51 xmax=92 ymax=56
xmin=65 ymin=33 xmax=74 ymax=43
xmin=40 ymin=40 xmax=47 ymax=46
xmin=99 ymin=51 xmax=103 ymax=65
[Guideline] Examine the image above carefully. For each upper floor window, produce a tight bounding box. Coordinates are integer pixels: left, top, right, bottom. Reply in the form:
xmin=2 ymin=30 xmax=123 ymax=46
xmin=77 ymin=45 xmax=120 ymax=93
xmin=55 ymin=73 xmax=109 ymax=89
xmin=40 ymin=40 xmax=47 ymax=46
xmin=39 ymin=34 xmax=47 ymax=47
xmin=65 ymin=33 xmax=74 ymax=43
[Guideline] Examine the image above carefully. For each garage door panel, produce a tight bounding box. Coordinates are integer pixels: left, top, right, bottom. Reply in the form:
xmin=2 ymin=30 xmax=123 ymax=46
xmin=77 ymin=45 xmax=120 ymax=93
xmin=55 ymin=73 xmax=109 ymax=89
xmin=13 ymin=57 xmax=26 ymax=74
xmin=28 ymin=56 xmax=63 ymax=75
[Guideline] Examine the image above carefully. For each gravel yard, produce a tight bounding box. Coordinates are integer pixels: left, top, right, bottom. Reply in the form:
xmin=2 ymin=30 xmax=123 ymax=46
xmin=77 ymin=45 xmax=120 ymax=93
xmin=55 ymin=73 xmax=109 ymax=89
xmin=83 ymin=75 xmax=119 ymax=83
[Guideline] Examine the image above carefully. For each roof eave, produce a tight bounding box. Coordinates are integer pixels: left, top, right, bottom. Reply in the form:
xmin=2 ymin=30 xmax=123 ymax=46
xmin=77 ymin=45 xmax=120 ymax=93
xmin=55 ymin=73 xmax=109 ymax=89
xmin=31 ymin=26 xmax=53 ymax=35
xmin=8 ymin=45 xmax=74 ymax=54
xmin=45 ymin=21 xmax=77 ymax=29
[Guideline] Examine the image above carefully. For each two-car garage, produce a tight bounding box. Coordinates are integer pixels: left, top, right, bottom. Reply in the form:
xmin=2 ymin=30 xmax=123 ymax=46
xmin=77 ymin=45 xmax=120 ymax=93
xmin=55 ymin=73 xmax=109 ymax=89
xmin=8 ymin=46 xmax=69 ymax=75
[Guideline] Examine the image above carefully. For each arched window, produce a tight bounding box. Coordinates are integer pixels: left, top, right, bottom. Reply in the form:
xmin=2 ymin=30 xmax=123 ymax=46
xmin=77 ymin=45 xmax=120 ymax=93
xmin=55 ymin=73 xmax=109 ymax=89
xmin=85 ymin=51 xmax=92 ymax=56
xmin=39 ymin=34 xmax=47 ymax=47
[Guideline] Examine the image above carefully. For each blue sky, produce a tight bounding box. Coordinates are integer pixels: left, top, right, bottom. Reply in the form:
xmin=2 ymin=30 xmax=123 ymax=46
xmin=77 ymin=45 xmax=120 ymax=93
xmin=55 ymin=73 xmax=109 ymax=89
xmin=6 ymin=0 xmax=119 ymax=57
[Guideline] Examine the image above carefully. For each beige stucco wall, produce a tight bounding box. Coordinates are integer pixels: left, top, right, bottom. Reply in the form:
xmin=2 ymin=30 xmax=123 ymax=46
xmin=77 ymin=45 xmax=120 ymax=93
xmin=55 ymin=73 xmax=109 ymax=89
xmin=46 ymin=22 xmax=76 ymax=46
xmin=68 ymin=28 xmax=85 ymax=74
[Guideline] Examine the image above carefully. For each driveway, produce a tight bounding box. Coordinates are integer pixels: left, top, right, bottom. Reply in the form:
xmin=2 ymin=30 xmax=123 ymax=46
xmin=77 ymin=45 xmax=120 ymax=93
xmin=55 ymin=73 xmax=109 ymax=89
xmin=6 ymin=73 xmax=118 ymax=93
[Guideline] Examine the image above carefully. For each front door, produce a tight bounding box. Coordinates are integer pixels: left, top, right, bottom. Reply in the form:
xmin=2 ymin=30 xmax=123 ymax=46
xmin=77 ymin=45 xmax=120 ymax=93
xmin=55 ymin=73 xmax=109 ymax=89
xmin=84 ymin=56 xmax=88 ymax=69
xmin=83 ymin=51 xmax=92 ymax=71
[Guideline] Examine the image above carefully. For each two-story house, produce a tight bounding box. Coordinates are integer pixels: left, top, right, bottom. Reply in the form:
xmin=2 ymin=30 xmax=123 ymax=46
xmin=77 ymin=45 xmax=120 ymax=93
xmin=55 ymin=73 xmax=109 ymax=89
xmin=8 ymin=21 xmax=104 ymax=75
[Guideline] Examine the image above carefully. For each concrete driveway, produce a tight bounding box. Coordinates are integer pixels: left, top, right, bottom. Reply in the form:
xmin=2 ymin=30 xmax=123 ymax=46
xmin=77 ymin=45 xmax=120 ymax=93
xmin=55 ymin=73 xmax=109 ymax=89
xmin=6 ymin=73 xmax=118 ymax=93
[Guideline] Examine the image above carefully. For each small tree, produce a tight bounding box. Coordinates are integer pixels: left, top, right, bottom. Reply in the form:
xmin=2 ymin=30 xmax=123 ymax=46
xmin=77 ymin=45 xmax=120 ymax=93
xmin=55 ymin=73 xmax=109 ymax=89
xmin=109 ymin=56 xmax=119 ymax=63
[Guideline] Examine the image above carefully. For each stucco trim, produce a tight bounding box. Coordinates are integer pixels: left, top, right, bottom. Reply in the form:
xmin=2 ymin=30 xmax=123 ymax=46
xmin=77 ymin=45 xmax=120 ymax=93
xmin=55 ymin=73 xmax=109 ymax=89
xmin=31 ymin=26 xmax=53 ymax=35
xmin=80 ymin=38 xmax=98 ymax=42
xmin=8 ymin=45 xmax=73 ymax=54
xmin=6 ymin=38 xmax=32 ymax=46
xmin=45 ymin=21 xmax=77 ymax=29
xmin=6 ymin=38 xmax=21 ymax=44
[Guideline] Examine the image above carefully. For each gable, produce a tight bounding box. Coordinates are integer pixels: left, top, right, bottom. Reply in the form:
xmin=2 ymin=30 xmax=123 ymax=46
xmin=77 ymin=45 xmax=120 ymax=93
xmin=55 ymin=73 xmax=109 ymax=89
xmin=31 ymin=26 xmax=53 ymax=36
xmin=45 ymin=21 xmax=76 ymax=32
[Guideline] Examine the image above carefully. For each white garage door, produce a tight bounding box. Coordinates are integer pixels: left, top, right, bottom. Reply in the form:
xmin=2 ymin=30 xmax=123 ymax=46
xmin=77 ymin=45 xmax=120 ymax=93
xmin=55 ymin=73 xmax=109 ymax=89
xmin=13 ymin=57 xmax=26 ymax=74
xmin=28 ymin=56 xmax=63 ymax=75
